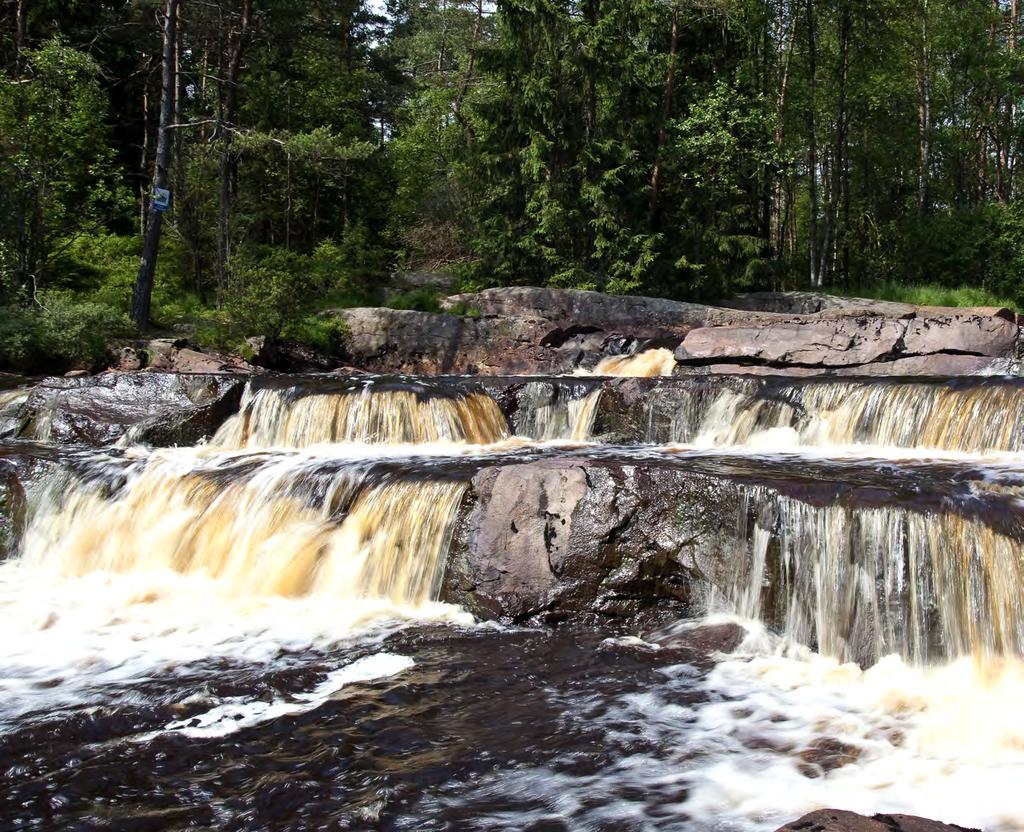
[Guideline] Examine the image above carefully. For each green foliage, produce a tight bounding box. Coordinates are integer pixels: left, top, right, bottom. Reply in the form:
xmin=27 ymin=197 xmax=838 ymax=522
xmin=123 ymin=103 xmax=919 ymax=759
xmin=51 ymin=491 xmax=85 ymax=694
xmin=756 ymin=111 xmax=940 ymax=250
xmin=0 ymin=292 xmax=131 ymax=373
xmin=891 ymin=205 xmax=1024 ymax=307
xmin=223 ymin=240 xmax=376 ymax=339
xmin=280 ymin=315 xmax=350 ymax=354
xmin=386 ymin=287 xmax=442 ymax=312
xmin=224 ymin=247 xmax=318 ymax=337
xmin=7 ymin=0 xmax=1024 ymax=375
xmin=836 ymin=281 xmax=1020 ymax=313
xmin=0 ymin=40 xmax=130 ymax=299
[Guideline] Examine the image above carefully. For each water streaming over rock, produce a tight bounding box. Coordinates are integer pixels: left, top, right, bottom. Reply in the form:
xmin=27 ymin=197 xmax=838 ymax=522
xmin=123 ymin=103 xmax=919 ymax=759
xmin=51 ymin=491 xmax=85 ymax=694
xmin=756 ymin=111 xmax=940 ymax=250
xmin=592 ymin=346 xmax=677 ymax=377
xmin=511 ymin=381 xmax=603 ymax=441
xmin=213 ymin=382 xmax=509 ymax=447
xmin=637 ymin=376 xmax=1024 ymax=453
xmin=700 ymin=487 xmax=1024 ymax=665
xmin=21 ymin=450 xmax=467 ymax=606
xmin=6 ymin=365 xmax=1024 ymax=830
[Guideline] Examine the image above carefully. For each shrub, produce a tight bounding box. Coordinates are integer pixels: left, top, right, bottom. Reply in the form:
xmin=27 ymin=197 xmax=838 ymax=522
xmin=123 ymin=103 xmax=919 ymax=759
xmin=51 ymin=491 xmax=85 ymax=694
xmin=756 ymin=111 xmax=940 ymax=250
xmin=0 ymin=293 xmax=131 ymax=373
xmin=386 ymin=287 xmax=442 ymax=312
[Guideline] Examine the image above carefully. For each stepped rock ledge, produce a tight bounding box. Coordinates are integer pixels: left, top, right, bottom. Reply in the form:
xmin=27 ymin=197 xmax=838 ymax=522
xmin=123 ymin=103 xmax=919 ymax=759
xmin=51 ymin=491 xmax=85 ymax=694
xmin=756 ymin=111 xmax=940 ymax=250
xmin=324 ymin=287 xmax=1020 ymax=376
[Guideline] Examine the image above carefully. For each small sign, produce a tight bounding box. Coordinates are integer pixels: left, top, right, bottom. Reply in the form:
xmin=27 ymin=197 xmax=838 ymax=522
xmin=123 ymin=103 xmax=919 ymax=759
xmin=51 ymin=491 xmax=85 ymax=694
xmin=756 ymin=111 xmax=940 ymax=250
xmin=152 ymin=187 xmax=171 ymax=213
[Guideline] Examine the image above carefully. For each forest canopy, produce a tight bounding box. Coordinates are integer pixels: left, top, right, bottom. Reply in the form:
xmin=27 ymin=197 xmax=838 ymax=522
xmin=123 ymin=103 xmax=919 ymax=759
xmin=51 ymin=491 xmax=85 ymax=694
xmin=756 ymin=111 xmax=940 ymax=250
xmin=2 ymin=0 xmax=1023 ymax=369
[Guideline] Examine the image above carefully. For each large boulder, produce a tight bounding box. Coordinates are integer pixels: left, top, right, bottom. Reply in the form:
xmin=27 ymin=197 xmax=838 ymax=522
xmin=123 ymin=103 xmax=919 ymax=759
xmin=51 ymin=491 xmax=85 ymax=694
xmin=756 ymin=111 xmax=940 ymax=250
xmin=774 ymin=810 xmax=979 ymax=832
xmin=329 ymin=307 xmax=615 ymax=375
xmin=440 ymin=450 xmax=1020 ymax=662
xmin=676 ymin=317 xmax=907 ymax=368
xmin=21 ymin=372 xmax=246 ymax=446
xmin=328 ymin=287 xmax=760 ymax=375
xmin=442 ymin=458 xmax=745 ymax=623
xmin=676 ymin=311 xmax=1020 ymax=372
xmin=441 ymin=286 xmax=735 ymax=335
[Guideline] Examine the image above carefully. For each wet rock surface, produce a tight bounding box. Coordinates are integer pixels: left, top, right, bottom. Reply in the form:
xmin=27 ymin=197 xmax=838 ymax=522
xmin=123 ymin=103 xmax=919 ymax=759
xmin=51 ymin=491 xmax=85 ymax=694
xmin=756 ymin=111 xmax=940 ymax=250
xmin=20 ymin=372 xmax=246 ymax=446
xmin=0 ymin=461 xmax=26 ymax=560
xmin=443 ymin=459 xmax=723 ymax=623
xmin=441 ymin=450 xmax=1021 ymax=628
xmin=775 ymin=810 xmax=980 ymax=832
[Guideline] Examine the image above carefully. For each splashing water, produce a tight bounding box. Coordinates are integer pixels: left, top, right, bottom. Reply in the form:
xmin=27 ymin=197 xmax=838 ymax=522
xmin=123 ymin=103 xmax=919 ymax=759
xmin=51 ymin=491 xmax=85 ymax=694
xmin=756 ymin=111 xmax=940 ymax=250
xmin=592 ymin=347 xmax=677 ymax=377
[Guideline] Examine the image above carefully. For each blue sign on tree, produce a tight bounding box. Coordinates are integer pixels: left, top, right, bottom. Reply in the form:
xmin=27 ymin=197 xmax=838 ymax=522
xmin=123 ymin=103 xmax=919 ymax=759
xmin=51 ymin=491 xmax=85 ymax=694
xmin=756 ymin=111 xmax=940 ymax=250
xmin=153 ymin=187 xmax=172 ymax=213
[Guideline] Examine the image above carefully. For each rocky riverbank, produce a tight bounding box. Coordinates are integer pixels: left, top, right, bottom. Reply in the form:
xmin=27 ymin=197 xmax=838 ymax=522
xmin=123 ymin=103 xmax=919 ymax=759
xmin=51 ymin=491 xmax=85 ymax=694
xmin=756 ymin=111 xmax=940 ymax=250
xmin=51 ymin=287 xmax=1024 ymax=378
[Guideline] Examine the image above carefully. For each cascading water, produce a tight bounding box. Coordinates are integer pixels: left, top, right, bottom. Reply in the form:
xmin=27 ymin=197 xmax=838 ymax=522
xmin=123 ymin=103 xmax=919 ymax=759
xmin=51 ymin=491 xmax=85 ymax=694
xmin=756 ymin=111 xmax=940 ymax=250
xmin=510 ymin=381 xmax=603 ymax=441
xmin=212 ymin=382 xmax=510 ymax=447
xmin=696 ymin=486 xmax=1024 ymax=665
xmin=22 ymin=452 xmax=466 ymax=604
xmin=592 ymin=346 xmax=677 ymax=377
xmin=5 ymin=367 xmax=1024 ymax=830
xmin=638 ymin=376 xmax=1024 ymax=453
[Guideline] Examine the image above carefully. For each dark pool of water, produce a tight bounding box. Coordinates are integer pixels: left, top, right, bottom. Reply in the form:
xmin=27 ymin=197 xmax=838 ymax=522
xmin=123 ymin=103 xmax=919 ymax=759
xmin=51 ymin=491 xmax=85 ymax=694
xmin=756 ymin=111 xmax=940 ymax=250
xmin=0 ymin=623 xmax=730 ymax=832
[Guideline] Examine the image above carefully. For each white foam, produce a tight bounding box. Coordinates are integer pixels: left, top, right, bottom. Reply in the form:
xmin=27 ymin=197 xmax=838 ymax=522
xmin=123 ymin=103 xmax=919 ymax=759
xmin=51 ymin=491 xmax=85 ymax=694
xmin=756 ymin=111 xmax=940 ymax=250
xmin=153 ymin=653 xmax=414 ymax=739
xmin=0 ymin=562 xmax=467 ymax=724
xmin=680 ymin=624 xmax=1024 ymax=830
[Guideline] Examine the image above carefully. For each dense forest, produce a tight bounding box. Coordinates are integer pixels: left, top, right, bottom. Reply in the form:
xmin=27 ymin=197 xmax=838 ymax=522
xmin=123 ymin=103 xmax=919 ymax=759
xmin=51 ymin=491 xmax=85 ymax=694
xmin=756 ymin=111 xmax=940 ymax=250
xmin=2 ymin=0 xmax=1024 ymax=370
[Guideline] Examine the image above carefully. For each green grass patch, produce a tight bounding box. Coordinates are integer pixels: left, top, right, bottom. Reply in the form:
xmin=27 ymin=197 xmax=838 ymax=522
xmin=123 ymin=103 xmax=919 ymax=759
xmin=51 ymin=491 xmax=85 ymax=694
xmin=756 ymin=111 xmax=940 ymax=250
xmin=835 ymin=281 xmax=1021 ymax=313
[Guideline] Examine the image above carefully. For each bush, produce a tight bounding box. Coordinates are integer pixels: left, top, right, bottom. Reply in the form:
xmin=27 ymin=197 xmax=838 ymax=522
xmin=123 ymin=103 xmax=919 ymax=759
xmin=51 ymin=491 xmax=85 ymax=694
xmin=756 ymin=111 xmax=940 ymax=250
xmin=0 ymin=292 xmax=131 ymax=373
xmin=280 ymin=315 xmax=349 ymax=353
xmin=894 ymin=205 xmax=1024 ymax=307
xmin=224 ymin=246 xmax=313 ymax=337
xmin=386 ymin=287 xmax=441 ymax=312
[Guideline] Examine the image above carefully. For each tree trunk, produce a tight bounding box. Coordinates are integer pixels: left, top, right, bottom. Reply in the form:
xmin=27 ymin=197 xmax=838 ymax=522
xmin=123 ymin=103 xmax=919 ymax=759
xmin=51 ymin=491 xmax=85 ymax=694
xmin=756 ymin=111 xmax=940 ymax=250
xmin=820 ymin=5 xmax=849 ymax=284
xmin=215 ymin=0 xmax=254 ymax=308
xmin=806 ymin=0 xmax=820 ymax=287
xmin=14 ymin=0 xmax=25 ymax=77
xmin=772 ymin=4 xmax=797 ymax=260
xmin=648 ymin=6 xmax=679 ymax=229
xmin=131 ymin=0 xmax=180 ymax=329
xmin=1012 ymin=0 xmax=1018 ymax=200
xmin=139 ymin=62 xmax=150 ymax=236
xmin=917 ymin=0 xmax=931 ymax=213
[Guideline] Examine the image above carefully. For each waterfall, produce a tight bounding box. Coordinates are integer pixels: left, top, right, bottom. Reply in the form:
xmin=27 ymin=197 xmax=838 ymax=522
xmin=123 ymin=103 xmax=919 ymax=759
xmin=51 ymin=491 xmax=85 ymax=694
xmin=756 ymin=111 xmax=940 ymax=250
xmin=212 ymin=384 xmax=509 ymax=447
xmin=512 ymin=382 xmax=602 ymax=441
xmin=640 ymin=377 xmax=1024 ymax=454
xmin=21 ymin=452 xmax=467 ymax=606
xmin=592 ymin=347 xmax=676 ymax=377
xmin=705 ymin=486 xmax=1024 ymax=665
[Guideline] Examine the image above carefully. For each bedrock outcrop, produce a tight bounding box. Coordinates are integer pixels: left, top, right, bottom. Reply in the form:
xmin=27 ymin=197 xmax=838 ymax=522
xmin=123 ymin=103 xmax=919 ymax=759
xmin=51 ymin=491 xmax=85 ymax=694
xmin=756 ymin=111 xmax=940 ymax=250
xmin=675 ymin=310 xmax=1018 ymax=369
xmin=440 ymin=451 xmax=1018 ymax=636
xmin=326 ymin=287 xmax=1020 ymax=376
xmin=19 ymin=373 xmax=245 ymax=446
xmin=441 ymin=459 xmax=725 ymax=623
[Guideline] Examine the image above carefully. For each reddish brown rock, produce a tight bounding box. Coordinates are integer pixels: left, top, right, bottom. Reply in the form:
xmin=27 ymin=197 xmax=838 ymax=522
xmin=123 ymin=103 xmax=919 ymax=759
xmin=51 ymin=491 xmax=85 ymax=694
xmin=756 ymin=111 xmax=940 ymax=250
xmin=902 ymin=312 xmax=1018 ymax=356
xmin=329 ymin=307 xmax=608 ymax=375
xmin=676 ymin=311 xmax=1020 ymax=372
xmin=329 ymin=287 xmax=1021 ymax=376
xmin=774 ymin=809 xmax=979 ymax=832
xmin=676 ymin=318 xmax=906 ymax=368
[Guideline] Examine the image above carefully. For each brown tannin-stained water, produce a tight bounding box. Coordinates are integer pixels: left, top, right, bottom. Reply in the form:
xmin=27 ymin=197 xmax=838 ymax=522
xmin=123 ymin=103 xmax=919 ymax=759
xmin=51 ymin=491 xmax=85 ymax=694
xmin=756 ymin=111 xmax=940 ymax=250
xmin=5 ymin=373 xmax=1024 ymax=830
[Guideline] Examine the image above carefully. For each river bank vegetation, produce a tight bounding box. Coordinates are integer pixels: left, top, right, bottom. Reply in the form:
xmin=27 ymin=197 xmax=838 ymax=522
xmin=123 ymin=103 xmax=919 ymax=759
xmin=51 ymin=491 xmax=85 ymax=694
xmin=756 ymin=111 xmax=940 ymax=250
xmin=2 ymin=0 xmax=1023 ymax=370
